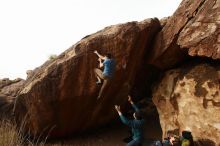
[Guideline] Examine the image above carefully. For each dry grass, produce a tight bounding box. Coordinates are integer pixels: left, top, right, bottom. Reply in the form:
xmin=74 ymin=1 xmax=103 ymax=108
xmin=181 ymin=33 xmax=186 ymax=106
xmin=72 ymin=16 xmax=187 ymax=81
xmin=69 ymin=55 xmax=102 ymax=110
xmin=0 ymin=119 xmax=108 ymax=146
xmin=0 ymin=120 xmax=23 ymax=146
xmin=0 ymin=118 xmax=160 ymax=146
xmin=0 ymin=120 xmax=46 ymax=146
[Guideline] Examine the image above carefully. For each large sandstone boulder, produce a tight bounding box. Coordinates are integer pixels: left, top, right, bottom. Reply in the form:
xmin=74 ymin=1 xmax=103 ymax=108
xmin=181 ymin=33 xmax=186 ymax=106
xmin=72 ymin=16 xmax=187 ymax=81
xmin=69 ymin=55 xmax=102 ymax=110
xmin=0 ymin=78 xmax=24 ymax=118
xmin=152 ymin=62 xmax=220 ymax=145
xmin=178 ymin=0 xmax=220 ymax=59
xmin=15 ymin=18 xmax=161 ymax=138
xmin=148 ymin=0 xmax=220 ymax=69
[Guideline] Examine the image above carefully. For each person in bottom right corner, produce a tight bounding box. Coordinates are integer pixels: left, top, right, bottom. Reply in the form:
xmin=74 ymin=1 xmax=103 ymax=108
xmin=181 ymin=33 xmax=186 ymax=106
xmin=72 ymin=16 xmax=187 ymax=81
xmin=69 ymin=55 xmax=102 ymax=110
xmin=180 ymin=131 xmax=194 ymax=146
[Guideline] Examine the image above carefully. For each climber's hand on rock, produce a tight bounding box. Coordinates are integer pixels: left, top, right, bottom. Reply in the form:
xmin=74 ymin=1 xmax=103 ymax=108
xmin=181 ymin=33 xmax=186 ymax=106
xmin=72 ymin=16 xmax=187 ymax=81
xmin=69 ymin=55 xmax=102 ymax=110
xmin=94 ymin=50 xmax=98 ymax=54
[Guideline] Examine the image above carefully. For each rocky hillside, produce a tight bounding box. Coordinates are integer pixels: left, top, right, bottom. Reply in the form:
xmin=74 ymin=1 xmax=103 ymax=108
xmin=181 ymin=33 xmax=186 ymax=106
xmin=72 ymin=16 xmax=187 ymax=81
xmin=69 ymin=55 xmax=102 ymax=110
xmin=0 ymin=78 xmax=24 ymax=119
xmin=0 ymin=0 xmax=217 ymax=145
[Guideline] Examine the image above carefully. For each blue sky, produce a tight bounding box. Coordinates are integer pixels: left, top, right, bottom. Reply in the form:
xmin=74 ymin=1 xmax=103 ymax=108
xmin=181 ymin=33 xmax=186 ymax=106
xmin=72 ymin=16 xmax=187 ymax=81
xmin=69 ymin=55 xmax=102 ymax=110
xmin=0 ymin=0 xmax=182 ymax=79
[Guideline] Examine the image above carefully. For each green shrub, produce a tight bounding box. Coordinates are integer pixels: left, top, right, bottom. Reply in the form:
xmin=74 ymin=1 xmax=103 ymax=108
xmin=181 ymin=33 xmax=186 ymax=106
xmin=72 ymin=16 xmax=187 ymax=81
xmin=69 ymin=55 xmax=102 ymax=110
xmin=48 ymin=54 xmax=57 ymax=60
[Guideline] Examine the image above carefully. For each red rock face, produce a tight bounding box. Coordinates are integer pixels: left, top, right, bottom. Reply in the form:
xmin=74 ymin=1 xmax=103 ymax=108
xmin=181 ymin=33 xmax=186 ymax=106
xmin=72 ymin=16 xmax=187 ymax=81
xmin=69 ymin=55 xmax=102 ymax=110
xmin=15 ymin=19 xmax=161 ymax=138
xmin=148 ymin=0 xmax=220 ymax=69
xmin=152 ymin=62 xmax=220 ymax=145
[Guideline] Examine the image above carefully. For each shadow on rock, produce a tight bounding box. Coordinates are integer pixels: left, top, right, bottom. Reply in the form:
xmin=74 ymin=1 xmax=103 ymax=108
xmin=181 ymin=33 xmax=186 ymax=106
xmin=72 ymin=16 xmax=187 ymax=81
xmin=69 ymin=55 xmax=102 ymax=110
xmin=194 ymin=139 xmax=216 ymax=146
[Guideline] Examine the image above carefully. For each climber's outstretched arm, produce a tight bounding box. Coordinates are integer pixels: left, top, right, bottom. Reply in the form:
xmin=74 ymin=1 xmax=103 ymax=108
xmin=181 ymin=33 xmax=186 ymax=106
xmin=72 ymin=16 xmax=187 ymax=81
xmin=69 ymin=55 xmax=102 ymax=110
xmin=94 ymin=50 xmax=105 ymax=60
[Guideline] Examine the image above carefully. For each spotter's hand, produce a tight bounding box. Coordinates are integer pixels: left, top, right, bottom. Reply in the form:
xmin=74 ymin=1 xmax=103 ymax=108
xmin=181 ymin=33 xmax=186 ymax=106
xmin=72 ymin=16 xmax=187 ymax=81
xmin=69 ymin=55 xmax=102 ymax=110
xmin=114 ymin=105 xmax=121 ymax=112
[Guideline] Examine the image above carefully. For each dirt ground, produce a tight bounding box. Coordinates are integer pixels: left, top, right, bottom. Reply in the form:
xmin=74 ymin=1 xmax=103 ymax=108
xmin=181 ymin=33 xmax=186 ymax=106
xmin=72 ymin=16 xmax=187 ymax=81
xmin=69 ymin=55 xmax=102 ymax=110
xmin=46 ymin=115 xmax=162 ymax=146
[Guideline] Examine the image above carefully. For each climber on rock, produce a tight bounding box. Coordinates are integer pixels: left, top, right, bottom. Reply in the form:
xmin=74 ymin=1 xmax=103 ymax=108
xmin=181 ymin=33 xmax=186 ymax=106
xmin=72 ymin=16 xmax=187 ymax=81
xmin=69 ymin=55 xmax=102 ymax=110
xmin=115 ymin=95 xmax=144 ymax=146
xmin=94 ymin=50 xmax=116 ymax=99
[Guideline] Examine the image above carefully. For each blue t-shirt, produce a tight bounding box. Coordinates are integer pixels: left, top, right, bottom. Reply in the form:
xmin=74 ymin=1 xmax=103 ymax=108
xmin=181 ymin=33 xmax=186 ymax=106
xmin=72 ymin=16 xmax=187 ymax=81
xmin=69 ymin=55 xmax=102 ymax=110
xmin=103 ymin=58 xmax=116 ymax=78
